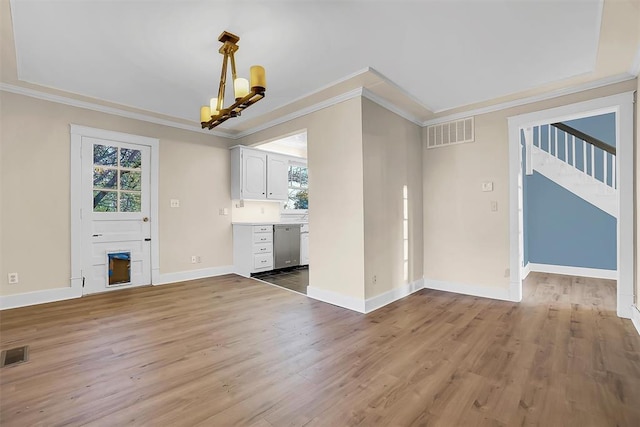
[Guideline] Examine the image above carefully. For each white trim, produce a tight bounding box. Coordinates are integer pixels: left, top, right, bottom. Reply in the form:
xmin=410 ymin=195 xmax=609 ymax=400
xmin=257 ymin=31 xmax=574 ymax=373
xmin=527 ymin=263 xmax=617 ymax=280
xmin=521 ymin=263 xmax=532 ymax=280
xmin=0 ymin=286 xmax=81 ymax=310
xmin=153 ymin=265 xmax=235 ymax=286
xmin=424 ymin=73 xmax=635 ymax=126
xmin=629 ymin=46 xmax=640 ymax=76
xmin=361 ymin=88 xmax=423 ymax=126
xmin=70 ymin=125 xmax=160 ymax=294
xmin=423 ymin=279 xmax=517 ymax=302
xmin=0 ymin=83 xmax=233 ymax=138
xmin=631 ymin=306 xmax=640 ymax=337
xmin=507 ymin=91 xmax=635 ymax=320
xmin=364 ymin=278 xmax=424 ymax=313
xmin=233 ymin=88 xmax=364 ymax=139
xmin=367 ymin=67 xmax=435 ymax=112
xmin=0 ymin=265 xmax=237 ymax=310
xmin=306 ymin=286 xmax=366 ymax=313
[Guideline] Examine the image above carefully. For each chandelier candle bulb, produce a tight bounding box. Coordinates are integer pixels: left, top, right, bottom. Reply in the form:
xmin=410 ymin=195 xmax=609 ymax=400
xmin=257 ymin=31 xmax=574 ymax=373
xmin=200 ymin=106 xmax=211 ymax=122
xmin=250 ymin=65 xmax=266 ymax=91
xmin=209 ymin=97 xmax=219 ymax=116
xmin=234 ymin=78 xmax=250 ymax=100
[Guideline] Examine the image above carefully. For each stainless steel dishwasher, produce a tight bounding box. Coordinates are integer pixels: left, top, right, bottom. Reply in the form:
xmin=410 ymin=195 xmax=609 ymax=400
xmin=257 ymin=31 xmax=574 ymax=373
xmin=273 ymin=224 xmax=301 ymax=269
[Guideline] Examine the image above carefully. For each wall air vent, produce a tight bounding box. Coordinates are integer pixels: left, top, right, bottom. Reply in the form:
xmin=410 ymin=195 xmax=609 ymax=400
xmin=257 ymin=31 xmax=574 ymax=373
xmin=426 ymin=117 xmax=474 ymax=149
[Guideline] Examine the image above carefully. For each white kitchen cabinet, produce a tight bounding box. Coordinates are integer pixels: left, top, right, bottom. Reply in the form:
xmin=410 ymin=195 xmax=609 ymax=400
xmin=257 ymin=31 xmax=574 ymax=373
xmin=300 ymin=224 xmax=309 ymax=265
xmin=266 ymin=155 xmax=289 ymax=200
xmin=230 ymin=146 xmax=288 ymax=201
xmin=233 ymin=224 xmax=274 ymax=276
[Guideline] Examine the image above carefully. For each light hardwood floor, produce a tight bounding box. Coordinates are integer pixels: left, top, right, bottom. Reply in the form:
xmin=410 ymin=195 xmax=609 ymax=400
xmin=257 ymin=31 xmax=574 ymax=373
xmin=1 ymin=273 xmax=639 ymax=426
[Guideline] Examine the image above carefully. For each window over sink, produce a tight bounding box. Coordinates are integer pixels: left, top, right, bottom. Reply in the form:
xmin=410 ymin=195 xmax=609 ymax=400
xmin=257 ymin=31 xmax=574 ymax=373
xmin=284 ymin=163 xmax=308 ymax=210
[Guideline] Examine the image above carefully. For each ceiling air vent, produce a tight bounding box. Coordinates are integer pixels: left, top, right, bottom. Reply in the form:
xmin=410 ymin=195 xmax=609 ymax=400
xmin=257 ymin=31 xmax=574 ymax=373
xmin=426 ymin=117 xmax=474 ymax=149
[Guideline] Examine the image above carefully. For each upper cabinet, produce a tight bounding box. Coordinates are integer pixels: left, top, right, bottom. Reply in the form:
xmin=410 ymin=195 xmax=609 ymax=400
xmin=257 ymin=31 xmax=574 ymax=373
xmin=266 ymin=155 xmax=288 ymax=200
xmin=230 ymin=146 xmax=298 ymax=201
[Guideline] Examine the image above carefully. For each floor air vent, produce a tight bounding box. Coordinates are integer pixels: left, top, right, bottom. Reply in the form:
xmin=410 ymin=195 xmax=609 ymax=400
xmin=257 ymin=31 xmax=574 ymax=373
xmin=1 ymin=346 xmax=29 ymax=367
xmin=426 ymin=117 xmax=474 ymax=149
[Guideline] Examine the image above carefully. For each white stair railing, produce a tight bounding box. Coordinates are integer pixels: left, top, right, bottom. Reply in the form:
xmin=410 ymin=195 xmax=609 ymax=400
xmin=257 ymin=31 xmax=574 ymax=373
xmin=524 ymin=123 xmax=616 ymax=190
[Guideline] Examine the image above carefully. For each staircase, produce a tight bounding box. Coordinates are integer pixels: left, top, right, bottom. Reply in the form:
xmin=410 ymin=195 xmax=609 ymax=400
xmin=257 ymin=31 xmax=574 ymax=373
xmin=524 ymin=123 xmax=617 ymax=218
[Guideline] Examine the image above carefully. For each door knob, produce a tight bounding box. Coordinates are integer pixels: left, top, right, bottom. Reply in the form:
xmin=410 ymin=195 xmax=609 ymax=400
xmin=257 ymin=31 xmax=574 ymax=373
xmin=143 ymin=217 xmax=149 ymax=222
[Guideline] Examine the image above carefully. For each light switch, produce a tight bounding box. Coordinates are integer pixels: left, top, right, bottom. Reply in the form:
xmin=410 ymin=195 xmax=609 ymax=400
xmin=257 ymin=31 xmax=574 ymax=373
xmin=490 ymin=201 xmax=498 ymax=212
xmin=482 ymin=182 xmax=494 ymax=192
xmin=170 ymin=199 xmax=180 ymax=208
xmin=223 ymin=208 xmax=229 ymax=215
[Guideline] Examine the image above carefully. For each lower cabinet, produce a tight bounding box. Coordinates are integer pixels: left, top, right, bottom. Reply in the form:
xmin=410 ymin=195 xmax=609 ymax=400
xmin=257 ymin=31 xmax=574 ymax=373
xmin=300 ymin=232 xmax=309 ymax=265
xmin=233 ymin=225 xmax=273 ymax=277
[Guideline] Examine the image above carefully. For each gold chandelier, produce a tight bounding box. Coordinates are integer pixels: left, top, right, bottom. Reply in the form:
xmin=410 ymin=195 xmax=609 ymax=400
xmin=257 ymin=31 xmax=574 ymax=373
xmin=200 ymin=31 xmax=266 ymax=129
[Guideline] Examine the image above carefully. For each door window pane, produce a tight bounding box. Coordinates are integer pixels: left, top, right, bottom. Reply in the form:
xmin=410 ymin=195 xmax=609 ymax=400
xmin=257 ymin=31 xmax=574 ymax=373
xmin=120 ymin=148 xmax=142 ymax=168
xmin=120 ymin=171 xmax=141 ymax=191
xmin=94 ymin=145 xmax=118 ymax=166
xmin=120 ymin=192 xmax=141 ymax=212
xmin=94 ymin=190 xmax=118 ymax=212
xmin=93 ymin=144 xmax=144 ymax=213
xmin=93 ymin=168 xmax=117 ymax=189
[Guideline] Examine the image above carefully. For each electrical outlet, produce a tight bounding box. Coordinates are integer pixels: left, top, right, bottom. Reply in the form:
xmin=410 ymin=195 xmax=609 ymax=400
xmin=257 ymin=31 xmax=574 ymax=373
xmin=8 ymin=273 xmax=18 ymax=284
xmin=191 ymin=255 xmax=197 ymax=264
xmin=196 ymin=256 xmax=201 ymax=263
xmin=170 ymin=199 xmax=180 ymax=208
xmin=372 ymin=275 xmax=377 ymax=284
xmin=490 ymin=201 xmax=498 ymax=212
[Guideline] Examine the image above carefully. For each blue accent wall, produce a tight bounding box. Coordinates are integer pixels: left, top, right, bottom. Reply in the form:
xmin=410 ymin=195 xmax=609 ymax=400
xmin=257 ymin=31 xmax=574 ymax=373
xmin=524 ymin=172 xmax=616 ymax=270
xmin=562 ymin=113 xmax=615 ymax=148
xmin=522 ymin=111 xmax=617 ymax=271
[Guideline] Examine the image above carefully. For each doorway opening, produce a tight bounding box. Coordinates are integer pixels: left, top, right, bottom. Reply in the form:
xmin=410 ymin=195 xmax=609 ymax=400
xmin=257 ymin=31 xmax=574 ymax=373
xmin=508 ymin=92 xmax=634 ymax=318
xmin=248 ymin=130 xmax=309 ymax=295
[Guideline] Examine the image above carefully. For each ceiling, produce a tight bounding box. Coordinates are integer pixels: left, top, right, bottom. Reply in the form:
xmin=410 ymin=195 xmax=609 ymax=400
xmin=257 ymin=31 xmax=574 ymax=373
xmin=5 ymin=0 xmax=640 ymax=135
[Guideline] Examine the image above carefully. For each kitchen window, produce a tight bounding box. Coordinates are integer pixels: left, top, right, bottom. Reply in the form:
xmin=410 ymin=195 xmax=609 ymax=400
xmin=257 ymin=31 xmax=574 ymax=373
xmin=284 ymin=163 xmax=308 ymax=210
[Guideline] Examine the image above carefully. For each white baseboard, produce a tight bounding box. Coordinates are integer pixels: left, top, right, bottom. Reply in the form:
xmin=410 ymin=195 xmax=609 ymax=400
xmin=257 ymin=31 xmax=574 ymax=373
xmin=0 ymin=265 xmax=236 ymax=311
xmin=521 ymin=263 xmax=531 ymax=280
xmin=631 ymin=305 xmax=640 ymax=337
xmin=423 ymin=278 xmax=516 ymax=302
xmin=0 ymin=286 xmax=82 ymax=310
xmin=527 ymin=263 xmax=617 ymax=280
xmin=153 ymin=265 xmax=236 ymax=286
xmin=365 ymin=278 xmax=424 ymax=313
xmin=307 ymin=286 xmax=366 ymax=313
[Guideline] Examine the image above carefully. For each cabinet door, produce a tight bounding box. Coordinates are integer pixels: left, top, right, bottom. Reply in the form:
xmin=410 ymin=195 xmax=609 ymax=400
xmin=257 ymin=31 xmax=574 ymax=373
xmin=266 ymin=154 xmax=289 ymax=200
xmin=300 ymin=233 xmax=309 ymax=265
xmin=243 ymin=150 xmax=267 ymax=199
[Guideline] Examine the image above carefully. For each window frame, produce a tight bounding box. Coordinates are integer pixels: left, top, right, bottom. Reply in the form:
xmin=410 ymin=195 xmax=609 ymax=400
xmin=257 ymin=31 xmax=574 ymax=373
xmin=281 ymin=159 xmax=308 ymax=213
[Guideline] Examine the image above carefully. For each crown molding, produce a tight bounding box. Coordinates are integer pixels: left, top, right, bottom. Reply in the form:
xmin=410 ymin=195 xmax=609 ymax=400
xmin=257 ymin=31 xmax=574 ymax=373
xmin=361 ymin=88 xmax=423 ymax=126
xmin=0 ymin=82 xmax=234 ymax=138
xmin=422 ymin=73 xmax=635 ymax=126
xmin=233 ymin=87 xmax=364 ymax=139
xmin=366 ymin=67 xmax=435 ymax=113
xmin=3 ymin=70 xmax=635 ymax=142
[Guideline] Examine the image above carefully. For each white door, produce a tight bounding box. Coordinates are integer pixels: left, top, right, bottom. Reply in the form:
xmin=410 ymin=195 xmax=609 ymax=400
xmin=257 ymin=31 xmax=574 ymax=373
xmin=242 ymin=150 xmax=266 ymax=199
xmin=81 ymin=137 xmax=152 ymax=295
xmin=267 ymin=154 xmax=289 ymax=200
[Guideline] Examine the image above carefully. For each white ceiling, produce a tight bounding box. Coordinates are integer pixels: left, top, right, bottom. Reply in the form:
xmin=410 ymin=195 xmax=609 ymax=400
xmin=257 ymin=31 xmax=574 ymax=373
xmin=11 ymin=0 xmax=603 ymax=130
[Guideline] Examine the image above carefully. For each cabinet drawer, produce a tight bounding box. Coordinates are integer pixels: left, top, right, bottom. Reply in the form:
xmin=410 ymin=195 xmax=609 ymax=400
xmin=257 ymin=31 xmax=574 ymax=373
xmin=253 ymin=253 xmax=273 ymax=269
xmin=253 ymin=225 xmax=272 ymax=233
xmin=253 ymin=232 xmax=273 ymax=244
xmin=253 ymin=243 xmax=272 ymax=255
